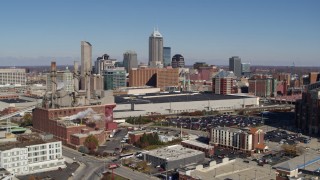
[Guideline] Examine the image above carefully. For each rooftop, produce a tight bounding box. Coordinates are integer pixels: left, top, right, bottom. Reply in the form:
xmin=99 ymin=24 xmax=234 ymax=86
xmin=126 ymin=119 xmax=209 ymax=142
xmin=273 ymin=154 xmax=320 ymax=171
xmin=145 ymin=145 xmax=204 ymax=161
xmin=115 ymin=92 xmax=253 ymax=104
xmin=0 ymin=139 xmax=57 ymax=151
xmin=182 ymin=140 xmax=214 ymax=149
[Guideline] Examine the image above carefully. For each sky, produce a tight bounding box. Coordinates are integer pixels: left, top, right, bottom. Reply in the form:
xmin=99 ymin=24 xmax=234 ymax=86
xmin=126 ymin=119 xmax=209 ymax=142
xmin=0 ymin=0 xmax=319 ymax=66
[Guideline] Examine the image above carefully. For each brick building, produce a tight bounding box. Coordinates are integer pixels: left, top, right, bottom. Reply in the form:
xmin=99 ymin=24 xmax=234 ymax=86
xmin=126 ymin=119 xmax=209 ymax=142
xmin=248 ymin=78 xmax=277 ymax=97
xmin=212 ymin=71 xmax=236 ymax=95
xmin=128 ymin=131 xmax=153 ymax=144
xmin=129 ymin=68 xmax=179 ymax=90
xmin=32 ymin=104 xmax=116 ymax=147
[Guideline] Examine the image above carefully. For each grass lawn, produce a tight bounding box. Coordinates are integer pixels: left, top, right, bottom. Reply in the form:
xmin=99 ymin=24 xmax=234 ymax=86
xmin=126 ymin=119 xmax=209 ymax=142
xmin=102 ymin=172 xmax=128 ymax=180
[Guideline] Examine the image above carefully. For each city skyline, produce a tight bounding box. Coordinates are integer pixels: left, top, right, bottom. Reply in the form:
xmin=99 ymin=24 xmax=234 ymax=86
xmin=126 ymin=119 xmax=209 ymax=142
xmin=0 ymin=0 xmax=319 ymax=66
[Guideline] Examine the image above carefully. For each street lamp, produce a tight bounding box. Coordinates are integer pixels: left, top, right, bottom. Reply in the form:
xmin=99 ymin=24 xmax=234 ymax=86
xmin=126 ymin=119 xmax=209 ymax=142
xmin=166 ymin=158 xmax=169 ymax=180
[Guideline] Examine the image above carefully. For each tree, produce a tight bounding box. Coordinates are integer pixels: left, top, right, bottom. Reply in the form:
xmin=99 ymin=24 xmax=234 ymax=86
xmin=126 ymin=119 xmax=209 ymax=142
xmin=78 ymin=146 xmax=89 ymax=154
xmin=84 ymin=135 xmax=99 ymax=152
xmin=21 ymin=113 xmax=33 ymax=127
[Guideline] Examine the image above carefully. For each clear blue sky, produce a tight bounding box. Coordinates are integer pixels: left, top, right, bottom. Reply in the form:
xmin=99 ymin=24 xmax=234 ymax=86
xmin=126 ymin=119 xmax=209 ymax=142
xmin=0 ymin=0 xmax=319 ymax=66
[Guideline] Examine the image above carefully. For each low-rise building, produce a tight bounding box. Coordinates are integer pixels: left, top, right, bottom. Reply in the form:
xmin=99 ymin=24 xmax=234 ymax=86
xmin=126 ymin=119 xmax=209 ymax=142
xmin=0 ymin=134 xmax=65 ymax=176
xmin=144 ymin=145 xmax=205 ymax=170
xmin=128 ymin=131 xmax=153 ymax=144
xmin=181 ymin=140 xmax=214 ymax=157
xmin=273 ymin=154 xmax=320 ymax=180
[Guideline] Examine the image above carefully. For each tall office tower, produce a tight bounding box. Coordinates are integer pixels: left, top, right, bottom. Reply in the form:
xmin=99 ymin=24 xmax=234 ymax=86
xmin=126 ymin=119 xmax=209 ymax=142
xmin=163 ymin=47 xmax=171 ymax=67
xmin=123 ymin=51 xmax=138 ymax=72
xmin=241 ymin=63 xmax=251 ymax=77
xmin=171 ymin=54 xmax=185 ymax=68
xmin=149 ymin=28 xmax=163 ymax=68
xmin=80 ymin=41 xmax=92 ymax=92
xmin=229 ymin=56 xmax=242 ymax=78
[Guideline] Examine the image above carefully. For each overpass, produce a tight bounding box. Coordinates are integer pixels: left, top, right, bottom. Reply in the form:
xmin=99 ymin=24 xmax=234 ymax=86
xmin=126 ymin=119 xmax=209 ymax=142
xmin=0 ymin=105 xmax=36 ymax=121
xmin=236 ymin=104 xmax=295 ymax=114
xmin=267 ymin=94 xmax=302 ymax=104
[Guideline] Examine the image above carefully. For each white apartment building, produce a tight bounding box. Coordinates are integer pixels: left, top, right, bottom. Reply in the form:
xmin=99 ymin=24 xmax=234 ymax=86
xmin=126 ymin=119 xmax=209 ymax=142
xmin=0 ymin=68 xmax=26 ymax=86
xmin=0 ymin=140 xmax=65 ymax=176
xmin=210 ymin=127 xmax=253 ymax=151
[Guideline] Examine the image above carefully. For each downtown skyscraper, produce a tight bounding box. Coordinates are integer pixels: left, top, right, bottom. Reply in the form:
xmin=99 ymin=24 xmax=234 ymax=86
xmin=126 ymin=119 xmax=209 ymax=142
xmin=123 ymin=50 xmax=138 ymax=72
xmin=229 ymin=56 xmax=242 ymax=78
xmin=149 ymin=28 xmax=163 ymax=68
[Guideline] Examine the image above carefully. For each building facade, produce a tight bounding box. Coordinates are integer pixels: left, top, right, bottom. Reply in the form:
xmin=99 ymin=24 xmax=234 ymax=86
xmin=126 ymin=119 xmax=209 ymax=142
xmin=229 ymin=56 xmax=242 ymax=78
xmin=0 ymin=139 xmax=65 ymax=175
xmin=248 ymin=78 xmax=277 ymax=97
xmin=212 ymin=71 xmax=235 ymax=95
xmin=171 ymin=54 xmax=185 ymax=68
xmin=149 ymin=29 xmax=163 ymax=68
xmin=0 ymin=68 xmax=26 ymax=86
xmin=144 ymin=145 xmax=205 ymax=170
xmin=123 ymin=51 xmax=138 ymax=72
xmin=295 ymin=82 xmax=320 ymax=135
xmin=163 ymin=47 xmax=171 ymax=67
xmin=241 ymin=63 xmax=251 ymax=77
xmin=80 ymin=41 xmax=92 ymax=92
xmin=47 ymin=68 xmax=74 ymax=92
xmin=102 ymin=68 xmax=126 ymax=90
xmin=94 ymin=54 xmax=116 ymax=75
xmin=210 ymin=127 xmax=266 ymax=153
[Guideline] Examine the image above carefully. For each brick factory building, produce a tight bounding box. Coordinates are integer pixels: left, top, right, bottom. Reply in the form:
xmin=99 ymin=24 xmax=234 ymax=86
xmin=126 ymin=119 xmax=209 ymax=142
xmin=32 ymin=104 xmax=116 ymax=148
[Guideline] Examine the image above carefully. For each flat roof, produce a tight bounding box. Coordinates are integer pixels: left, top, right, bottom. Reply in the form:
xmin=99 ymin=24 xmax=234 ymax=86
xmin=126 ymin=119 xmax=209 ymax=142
xmin=145 ymin=145 xmax=204 ymax=161
xmin=182 ymin=140 xmax=214 ymax=149
xmin=115 ymin=92 xmax=254 ymax=104
xmin=0 ymin=139 xmax=58 ymax=151
xmin=273 ymin=154 xmax=320 ymax=171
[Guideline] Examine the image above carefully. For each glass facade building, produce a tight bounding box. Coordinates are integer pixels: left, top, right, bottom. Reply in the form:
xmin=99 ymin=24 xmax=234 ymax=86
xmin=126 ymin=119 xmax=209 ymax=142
xmin=163 ymin=47 xmax=171 ymax=67
xmin=103 ymin=68 xmax=126 ymax=90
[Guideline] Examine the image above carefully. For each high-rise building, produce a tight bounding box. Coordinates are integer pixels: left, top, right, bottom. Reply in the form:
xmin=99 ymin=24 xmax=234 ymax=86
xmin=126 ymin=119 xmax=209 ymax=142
xmin=171 ymin=54 xmax=185 ymax=68
xmin=212 ymin=70 xmax=236 ymax=95
xmin=241 ymin=63 xmax=251 ymax=77
xmin=123 ymin=51 xmax=138 ymax=72
xmin=295 ymin=82 xmax=320 ymax=135
xmin=163 ymin=47 xmax=171 ymax=67
xmin=229 ymin=56 xmax=242 ymax=78
xmin=47 ymin=67 xmax=74 ymax=92
xmin=94 ymin=54 xmax=116 ymax=75
xmin=309 ymin=72 xmax=320 ymax=84
xmin=149 ymin=28 xmax=163 ymax=68
xmin=0 ymin=68 xmax=26 ymax=86
xmin=103 ymin=68 xmax=126 ymax=90
xmin=80 ymin=41 xmax=92 ymax=91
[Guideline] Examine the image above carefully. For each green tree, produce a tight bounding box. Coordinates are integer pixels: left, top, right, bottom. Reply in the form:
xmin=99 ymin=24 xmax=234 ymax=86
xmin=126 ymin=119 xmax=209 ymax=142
xmin=84 ymin=135 xmax=99 ymax=152
xmin=21 ymin=113 xmax=33 ymax=127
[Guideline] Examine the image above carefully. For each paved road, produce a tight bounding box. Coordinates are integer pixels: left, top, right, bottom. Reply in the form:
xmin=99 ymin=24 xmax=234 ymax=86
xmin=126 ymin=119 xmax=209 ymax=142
xmin=62 ymin=147 xmax=107 ymax=180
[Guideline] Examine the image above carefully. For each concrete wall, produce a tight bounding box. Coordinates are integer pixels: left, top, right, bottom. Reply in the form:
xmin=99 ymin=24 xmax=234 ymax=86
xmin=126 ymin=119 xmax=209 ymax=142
xmin=114 ymin=97 xmax=258 ymax=118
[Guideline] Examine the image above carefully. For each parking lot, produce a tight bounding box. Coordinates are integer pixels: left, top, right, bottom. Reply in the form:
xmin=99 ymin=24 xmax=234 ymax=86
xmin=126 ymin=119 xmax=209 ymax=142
xmin=165 ymin=115 xmax=264 ymax=131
